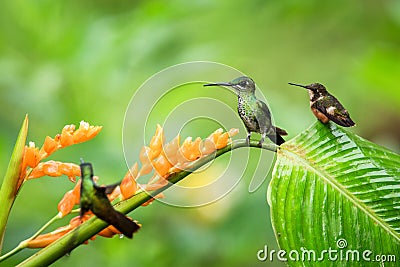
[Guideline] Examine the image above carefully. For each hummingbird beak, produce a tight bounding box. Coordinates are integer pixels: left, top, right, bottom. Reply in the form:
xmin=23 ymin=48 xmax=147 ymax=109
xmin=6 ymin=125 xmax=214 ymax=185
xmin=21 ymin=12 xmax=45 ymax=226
xmin=203 ymin=82 xmax=232 ymax=87
xmin=288 ymin=82 xmax=310 ymax=90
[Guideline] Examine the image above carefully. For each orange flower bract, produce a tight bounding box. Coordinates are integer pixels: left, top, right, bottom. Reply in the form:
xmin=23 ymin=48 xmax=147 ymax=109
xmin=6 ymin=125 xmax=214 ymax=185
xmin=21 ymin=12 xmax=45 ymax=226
xmin=120 ymin=163 xmax=138 ymax=200
xmin=26 ymin=124 xmax=238 ymax=249
xmin=28 ymin=161 xmax=80 ymax=182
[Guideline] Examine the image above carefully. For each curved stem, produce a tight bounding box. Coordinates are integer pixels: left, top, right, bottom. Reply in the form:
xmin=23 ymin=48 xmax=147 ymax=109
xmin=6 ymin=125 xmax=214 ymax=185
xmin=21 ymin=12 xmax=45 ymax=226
xmin=0 ymin=213 xmax=62 ymax=262
xmin=17 ymin=139 xmax=277 ymax=267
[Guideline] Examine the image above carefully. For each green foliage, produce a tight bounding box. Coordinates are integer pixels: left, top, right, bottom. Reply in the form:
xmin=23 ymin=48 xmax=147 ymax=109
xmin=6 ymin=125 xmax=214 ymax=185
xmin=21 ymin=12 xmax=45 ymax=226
xmin=269 ymin=121 xmax=400 ymax=266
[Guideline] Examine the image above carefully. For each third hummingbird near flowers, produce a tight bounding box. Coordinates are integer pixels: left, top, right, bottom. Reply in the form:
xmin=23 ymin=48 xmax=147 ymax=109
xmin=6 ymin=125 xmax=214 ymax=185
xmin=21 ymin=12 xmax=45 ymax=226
xmin=79 ymin=160 xmax=140 ymax=238
xmin=204 ymin=76 xmax=287 ymax=146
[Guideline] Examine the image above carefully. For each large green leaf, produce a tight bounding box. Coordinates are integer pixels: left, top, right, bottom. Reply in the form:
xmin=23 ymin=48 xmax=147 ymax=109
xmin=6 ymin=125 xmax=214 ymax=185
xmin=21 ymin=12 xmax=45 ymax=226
xmin=268 ymin=121 xmax=400 ymax=266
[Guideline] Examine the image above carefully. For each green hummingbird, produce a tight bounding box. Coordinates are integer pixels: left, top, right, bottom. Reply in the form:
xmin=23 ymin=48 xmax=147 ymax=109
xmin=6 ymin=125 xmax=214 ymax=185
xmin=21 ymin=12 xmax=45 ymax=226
xmin=79 ymin=160 xmax=140 ymax=238
xmin=288 ymin=82 xmax=355 ymax=127
xmin=204 ymin=76 xmax=287 ymax=146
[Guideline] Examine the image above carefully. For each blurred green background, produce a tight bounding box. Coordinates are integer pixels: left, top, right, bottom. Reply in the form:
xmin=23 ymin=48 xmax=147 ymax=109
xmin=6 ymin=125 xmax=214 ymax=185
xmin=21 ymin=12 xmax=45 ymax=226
xmin=1 ymin=0 xmax=399 ymax=266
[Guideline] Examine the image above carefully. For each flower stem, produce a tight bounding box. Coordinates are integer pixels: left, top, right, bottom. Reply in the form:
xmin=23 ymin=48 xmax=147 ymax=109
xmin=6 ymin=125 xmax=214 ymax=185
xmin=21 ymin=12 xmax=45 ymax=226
xmin=17 ymin=139 xmax=277 ymax=266
xmin=0 ymin=213 xmax=62 ymax=262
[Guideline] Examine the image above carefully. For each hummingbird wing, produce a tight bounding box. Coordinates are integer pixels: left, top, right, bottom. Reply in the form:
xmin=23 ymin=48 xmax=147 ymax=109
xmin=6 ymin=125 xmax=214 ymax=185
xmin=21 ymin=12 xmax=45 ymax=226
xmin=95 ymin=182 xmax=120 ymax=195
xmin=256 ymin=100 xmax=286 ymax=145
xmin=314 ymin=98 xmax=355 ymax=127
xmin=255 ymin=100 xmax=272 ymax=130
xmin=92 ymin=188 xmax=141 ymax=238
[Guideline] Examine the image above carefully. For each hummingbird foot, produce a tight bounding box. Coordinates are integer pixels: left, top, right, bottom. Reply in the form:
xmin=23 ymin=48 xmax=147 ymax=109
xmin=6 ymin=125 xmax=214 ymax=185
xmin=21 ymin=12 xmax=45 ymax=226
xmin=246 ymin=133 xmax=251 ymax=146
xmin=257 ymin=140 xmax=264 ymax=148
xmin=258 ymin=133 xmax=266 ymax=147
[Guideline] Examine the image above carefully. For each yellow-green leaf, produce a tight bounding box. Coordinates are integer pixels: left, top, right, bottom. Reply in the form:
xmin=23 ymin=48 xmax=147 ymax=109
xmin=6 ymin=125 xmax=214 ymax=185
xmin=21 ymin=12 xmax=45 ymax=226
xmin=0 ymin=115 xmax=28 ymax=252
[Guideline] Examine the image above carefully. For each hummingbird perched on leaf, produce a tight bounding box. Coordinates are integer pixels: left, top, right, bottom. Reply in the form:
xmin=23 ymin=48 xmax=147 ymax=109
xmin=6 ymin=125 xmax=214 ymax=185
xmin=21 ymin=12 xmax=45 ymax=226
xmin=288 ymin=82 xmax=355 ymax=127
xmin=204 ymin=76 xmax=287 ymax=146
xmin=79 ymin=160 xmax=140 ymax=238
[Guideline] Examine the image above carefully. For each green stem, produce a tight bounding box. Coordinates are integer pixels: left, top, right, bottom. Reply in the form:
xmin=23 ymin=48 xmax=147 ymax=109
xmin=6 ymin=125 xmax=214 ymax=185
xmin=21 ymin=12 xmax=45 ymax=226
xmin=17 ymin=139 xmax=277 ymax=267
xmin=0 ymin=213 xmax=62 ymax=262
xmin=0 ymin=115 xmax=28 ymax=253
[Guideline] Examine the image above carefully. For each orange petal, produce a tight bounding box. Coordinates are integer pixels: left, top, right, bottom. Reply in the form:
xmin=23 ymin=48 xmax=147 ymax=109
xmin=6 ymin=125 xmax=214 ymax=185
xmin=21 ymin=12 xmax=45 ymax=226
xmin=24 ymin=143 xmax=40 ymax=168
xmin=87 ymin=126 xmax=103 ymax=139
xmin=71 ymin=179 xmax=81 ymax=199
xmin=139 ymin=146 xmax=152 ymax=165
xmin=207 ymin=128 xmax=223 ymax=144
xmin=73 ymin=121 xmax=102 ymax=143
xmin=149 ymin=124 xmax=164 ymax=159
xmin=162 ymin=134 xmax=180 ymax=165
xmin=42 ymin=136 xmax=59 ymax=155
xmin=138 ymin=146 xmax=153 ymax=176
xmin=98 ymin=225 xmax=121 ymax=238
xmin=27 ymin=161 xmax=80 ymax=181
xmin=26 ymin=226 xmax=72 ymax=248
xmin=59 ymin=162 xmax=81 ymax=179
xmin=58 ymin=190 xmax=77 ymax=217
xmin=60 ymin=131 xmax=74 ymax=147
xmin=153 ymin=154 xmax=172 ymax=177
xmin=180 ymin=137 xmax=201 ymax=161
xmin=215 ymin=132 xmax=229 ymax=149
xmin=120 ymin=163 xmax=138 ymax=200
xmin=200 ymin=138 xmax=216 ymax=155
xmin=58 ymin=180 xmax=81 ymax=217
xmin=28 ymin=166 xmax=45 ymax=179
xmin=42 ymin=161 xmax=62 ymax=177
xmin=228 ymin=128 xmax=239 ymax=137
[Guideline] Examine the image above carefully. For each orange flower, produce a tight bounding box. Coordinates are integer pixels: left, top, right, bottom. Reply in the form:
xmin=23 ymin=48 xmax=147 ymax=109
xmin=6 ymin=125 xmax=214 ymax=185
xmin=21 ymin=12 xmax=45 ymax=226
xmin=72 ymin=121 xmax=102 ymax=144
xmin=149 ymin=124 xmax=164 ymax=159
xmin=58 ymin=180 xmax=81 ymax=217
xmin=137 ymin=126 xmax=239 ymax=190
xmin=138 ymin=146 xmax=154 ymax=176
xmin=153 ymin=154 xmax=173 ymax=177
xmin=120 ymin=163 xmax=138 ymax=200
xmin=42 ymin=136 xmax=59 ymax=155
xmin=207 ymin=128 xmax=224 ymax=145
xmin=28 ymin=161 xmax=80 ymax=182
xmin=98 ymin=225 xmax=121 ymax=238
xmin=161 ymin=134 xmax=180 ymax=165
xmin=19 ymin=121 xmax=102 ymax=182
xmin=24 ymin=142 xmax=40 ymax=168
xmin=199 ymin=138 xmax=216 ymax=155
xmin=26 ymin=213 xmax=128 ymax=248
xmin=26 ymin=225 xmax=72 ymax=248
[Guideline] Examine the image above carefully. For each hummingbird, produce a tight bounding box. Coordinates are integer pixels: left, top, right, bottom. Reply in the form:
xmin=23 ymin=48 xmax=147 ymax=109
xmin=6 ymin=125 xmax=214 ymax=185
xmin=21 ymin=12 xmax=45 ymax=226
xmin=204 ymin=76 xmax=287 ymax=146
xmin=79 ymin=160 xmax=140 ymax=238
xmin=288 ymin=82 xmax=355 ymax=127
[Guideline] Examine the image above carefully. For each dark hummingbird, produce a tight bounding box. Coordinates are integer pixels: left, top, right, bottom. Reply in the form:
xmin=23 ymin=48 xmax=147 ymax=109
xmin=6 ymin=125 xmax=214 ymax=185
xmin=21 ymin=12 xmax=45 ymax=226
xmin=288 ymin=82 xmax=355 ymax=127
xmin=204 ymin=76 xmax=287 ymax=146
xmin=79 ymin=160 xmax=140 ymax=238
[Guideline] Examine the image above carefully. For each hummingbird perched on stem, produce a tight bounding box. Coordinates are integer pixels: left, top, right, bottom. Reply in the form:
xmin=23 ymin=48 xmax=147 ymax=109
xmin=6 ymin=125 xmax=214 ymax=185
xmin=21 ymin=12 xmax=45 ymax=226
xmin=204 ymin=76 xmax=287 ymax=146
xmin=288 ymin=82 xmax=355 ymax=127
xmin=79 ymin=160 xmax=140 ymax=238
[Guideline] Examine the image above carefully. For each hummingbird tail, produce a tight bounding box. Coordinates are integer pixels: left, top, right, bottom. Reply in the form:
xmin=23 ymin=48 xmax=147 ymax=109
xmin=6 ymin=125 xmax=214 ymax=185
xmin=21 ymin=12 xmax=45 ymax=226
xmin=268 ymin=133 xmax=285 ymax=146
xmin=98 ymin=210 xmax=141 ymax=238
xmin=274 ymin=126 xmax=288 ymax=136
